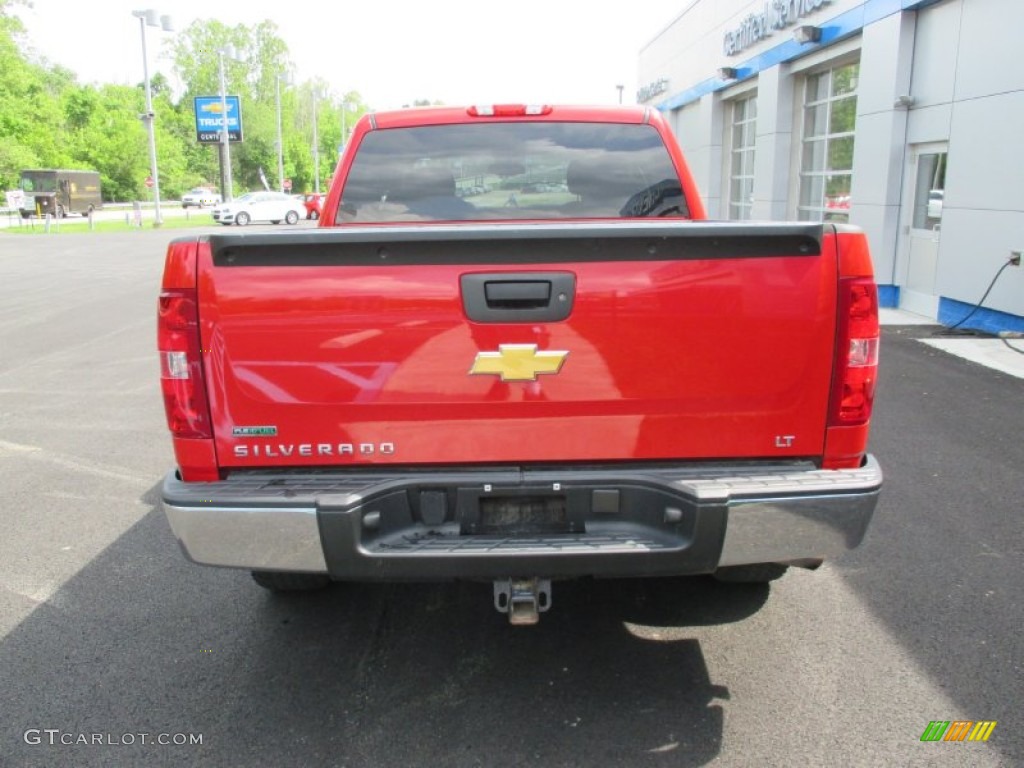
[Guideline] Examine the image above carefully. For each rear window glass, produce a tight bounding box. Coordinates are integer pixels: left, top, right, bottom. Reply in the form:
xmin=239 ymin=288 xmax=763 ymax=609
xmin=337 ymin=122 xmax=688 ymax=223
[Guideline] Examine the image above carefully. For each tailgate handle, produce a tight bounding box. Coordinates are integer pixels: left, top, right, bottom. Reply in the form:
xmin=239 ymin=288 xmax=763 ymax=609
xmin=485 ymin=280 xmax=550 ymax=308
xmin=461 ymin=272 xmax=575 ymax=323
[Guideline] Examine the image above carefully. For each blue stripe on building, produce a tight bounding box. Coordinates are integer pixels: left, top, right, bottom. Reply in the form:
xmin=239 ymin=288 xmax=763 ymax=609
xmin=938 ymin=298 xmax=1024 ymax=335
xmin=656 ymin=0 xmax=941 ymax=112
xmin=876 ymin=285 xmax=899 ymax=308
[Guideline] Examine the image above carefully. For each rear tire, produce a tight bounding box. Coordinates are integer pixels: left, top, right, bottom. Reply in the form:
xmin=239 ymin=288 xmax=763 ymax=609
xmin=235 ymin=212 xmax=250 ymax=226
xmin=713 ymin=564 xmax=789 ymax=583
xmin=285 ymin=210 xmax=299 ymax=225
xmin=251 ymin=571 xmax=331 ymax=592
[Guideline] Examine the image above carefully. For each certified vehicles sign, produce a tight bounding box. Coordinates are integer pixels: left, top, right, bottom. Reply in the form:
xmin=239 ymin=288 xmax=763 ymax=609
xmin=194 ymin=96 xmax=243 ymax=144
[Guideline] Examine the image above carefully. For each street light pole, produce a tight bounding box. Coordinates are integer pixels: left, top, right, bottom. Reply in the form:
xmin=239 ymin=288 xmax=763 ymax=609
xmin=312 ymin=89 xmax=321 ymax=194
xmin=218 ymin=46 xmax=235 ymax=201
xmin=275 ymin=74 xmax=285 ymax=193
xmin=133 ymin=9 xmax=173 ymax=226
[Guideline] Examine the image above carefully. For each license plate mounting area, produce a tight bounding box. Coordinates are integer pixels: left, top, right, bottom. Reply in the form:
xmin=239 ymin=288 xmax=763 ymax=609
xmin=458 ymin=487 xmax=577 ymax=535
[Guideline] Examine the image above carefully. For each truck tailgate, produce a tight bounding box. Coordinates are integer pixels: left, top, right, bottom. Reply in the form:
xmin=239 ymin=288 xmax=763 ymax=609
xmin=196 ymin=222 xmax=837 ymax=468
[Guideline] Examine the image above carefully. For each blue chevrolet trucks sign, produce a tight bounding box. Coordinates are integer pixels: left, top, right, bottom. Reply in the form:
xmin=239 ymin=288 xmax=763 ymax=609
xmin=194 ymin=96 xmax=243 ymax=144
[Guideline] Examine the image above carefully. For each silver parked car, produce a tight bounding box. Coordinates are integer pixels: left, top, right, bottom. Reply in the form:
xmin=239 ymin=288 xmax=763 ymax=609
xmin=181 ymin=187 xmax=222 ymax=208
xmin=211 ymin=192 xmax=306 ymax=226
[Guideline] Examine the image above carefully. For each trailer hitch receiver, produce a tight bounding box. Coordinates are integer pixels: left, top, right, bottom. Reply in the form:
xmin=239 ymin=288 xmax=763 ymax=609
xmin=493 ymin=578 xmax=552 ymax=625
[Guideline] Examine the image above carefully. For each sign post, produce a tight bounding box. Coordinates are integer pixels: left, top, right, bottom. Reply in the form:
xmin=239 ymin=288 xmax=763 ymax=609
xmin=145 ymin=175 xmax=155 ymax=220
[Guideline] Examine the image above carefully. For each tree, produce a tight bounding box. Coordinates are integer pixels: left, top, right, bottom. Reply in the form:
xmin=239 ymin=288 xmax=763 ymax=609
xmin=67 ymin=85 xmax=149 ymax=201
xmin=170 ymin=19 xmax=296 ymax=194
xmin=0 ymin=2 xmax=378 ymax=203
xmin=0 ymin=0 xmax=50 ymax=187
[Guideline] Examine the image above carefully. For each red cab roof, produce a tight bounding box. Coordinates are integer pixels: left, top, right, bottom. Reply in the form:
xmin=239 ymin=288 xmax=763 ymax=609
xmin=369 ymin=104 xmax=656 ymax=130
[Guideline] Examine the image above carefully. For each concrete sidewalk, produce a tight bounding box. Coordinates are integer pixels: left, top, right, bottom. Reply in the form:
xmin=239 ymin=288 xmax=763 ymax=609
xmin=880 ymin=308 xmax=1024 ymax=380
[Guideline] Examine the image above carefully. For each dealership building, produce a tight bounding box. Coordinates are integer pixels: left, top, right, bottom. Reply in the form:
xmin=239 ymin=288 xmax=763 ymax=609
xmin=638 ymin=0 xmax=1024 ymax=332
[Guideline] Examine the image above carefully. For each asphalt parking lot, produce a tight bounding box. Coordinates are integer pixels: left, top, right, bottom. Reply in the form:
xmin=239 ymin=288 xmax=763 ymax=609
xmin=0 ymin=227 xmax=1021 ymax=767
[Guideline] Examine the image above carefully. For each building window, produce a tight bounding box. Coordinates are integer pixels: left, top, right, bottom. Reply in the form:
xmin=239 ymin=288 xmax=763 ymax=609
xmin=912 ymin=152 xmax=946 ymax=230
xmin=798 ymin=61 xmax=858 ymax=223
xmin=729 ymin=94 xmax=761 ymax=219
xmin=728 ymin=95 xmax=757 ymax=220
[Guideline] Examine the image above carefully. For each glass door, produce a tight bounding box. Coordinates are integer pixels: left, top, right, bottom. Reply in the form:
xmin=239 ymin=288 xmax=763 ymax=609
xmin=900 ymin=144 xmax=947 ymax=317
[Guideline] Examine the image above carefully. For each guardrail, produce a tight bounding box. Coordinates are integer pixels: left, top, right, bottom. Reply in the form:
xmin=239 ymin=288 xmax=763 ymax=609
xmin=1 ymin=200 xmax=210 ymax=231
xmin=103 ymin=201 xmax=187 ymax=211
xmin=1 ymin=201 xmax=187 ymax=214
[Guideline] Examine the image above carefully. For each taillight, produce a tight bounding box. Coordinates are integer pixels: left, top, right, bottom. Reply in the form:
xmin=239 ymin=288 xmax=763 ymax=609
xmin=158 ymin=289 xmax=212 ymax=439
xmin=829 ymin=278 xmax=879 ymax=426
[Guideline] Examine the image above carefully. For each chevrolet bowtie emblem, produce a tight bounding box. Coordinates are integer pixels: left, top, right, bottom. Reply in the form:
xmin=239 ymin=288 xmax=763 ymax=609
xmin=469 ymin=344 xmax=568 ymax=382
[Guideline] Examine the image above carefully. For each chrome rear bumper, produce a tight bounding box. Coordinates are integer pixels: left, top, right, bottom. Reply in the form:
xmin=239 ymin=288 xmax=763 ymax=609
xmin=161 ymin=456 xmax=881 ymax=578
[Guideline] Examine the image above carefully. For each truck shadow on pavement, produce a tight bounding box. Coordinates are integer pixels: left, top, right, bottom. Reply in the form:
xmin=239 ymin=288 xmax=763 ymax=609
xmin=0 ymin=482 xmax=771 ymax=768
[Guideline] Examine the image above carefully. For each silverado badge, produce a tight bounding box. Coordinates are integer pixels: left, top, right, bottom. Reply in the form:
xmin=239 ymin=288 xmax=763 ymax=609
xmin=469 ymin=344 xmax=568 ymax=382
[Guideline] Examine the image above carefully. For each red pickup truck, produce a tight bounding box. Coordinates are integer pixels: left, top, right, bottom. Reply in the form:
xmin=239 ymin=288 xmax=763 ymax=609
xmin=158 ymin=105 xmax=881 ymax=624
